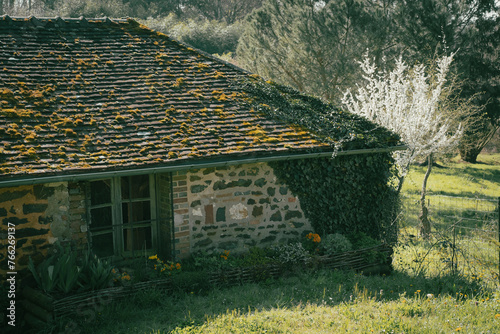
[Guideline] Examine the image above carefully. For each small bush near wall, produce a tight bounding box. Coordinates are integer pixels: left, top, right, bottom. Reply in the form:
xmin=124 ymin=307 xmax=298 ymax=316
xmin=270 ymin=154 xmax=400 ymax=243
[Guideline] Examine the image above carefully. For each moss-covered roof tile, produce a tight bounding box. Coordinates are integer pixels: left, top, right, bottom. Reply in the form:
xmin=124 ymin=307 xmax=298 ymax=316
xmin=0 ymin=16 xmax=400 ymax=181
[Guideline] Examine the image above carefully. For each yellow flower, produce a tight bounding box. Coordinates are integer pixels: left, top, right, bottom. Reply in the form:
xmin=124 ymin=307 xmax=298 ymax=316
xmin=149 ymin=254 xmax=158 ymax=260
xmin=495 ymin=314 xmax=500 ymax=319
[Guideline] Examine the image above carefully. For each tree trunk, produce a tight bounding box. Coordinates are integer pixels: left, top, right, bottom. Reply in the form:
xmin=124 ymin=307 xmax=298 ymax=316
xmin=419 ymin=154 xmax=433 ymax=238
xmin=459 ymin=146 xmax=482 ymax=164
xmin=459 ymin=125 xmax=499 ymax=163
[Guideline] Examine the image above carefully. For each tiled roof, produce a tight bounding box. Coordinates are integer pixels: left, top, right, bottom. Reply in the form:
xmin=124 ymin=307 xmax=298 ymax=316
xmin=0 ymin=16 xmax=398 ymax=182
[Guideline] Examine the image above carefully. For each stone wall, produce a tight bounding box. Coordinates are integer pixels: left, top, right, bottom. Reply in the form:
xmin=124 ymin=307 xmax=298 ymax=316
xmin=0 ymin=182 xmax=87 ymax=280
xmin=177 ymin=162 xmax=312 ymax=257
xmin=1 ymin=162 xmax=313 ymax=275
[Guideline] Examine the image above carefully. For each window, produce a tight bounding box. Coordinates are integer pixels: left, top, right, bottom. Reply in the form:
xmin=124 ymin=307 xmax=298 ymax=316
xmin=87 ymin=174 xmax=157 ymax=258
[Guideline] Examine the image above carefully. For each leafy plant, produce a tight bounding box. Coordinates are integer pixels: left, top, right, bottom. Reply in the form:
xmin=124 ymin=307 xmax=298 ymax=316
xmin=148 ymin=254 xmax=182 ymax=277
xmin=302 ymin=233 xmax=322 ymax=254
xmin=189 ymin=250 xmax=237 ymax=271
xmin=240 ymin=247 xmax=273 ymax=267
xmin=321 ymin=233 xmax=353 ymax=255
xmin=55 ymin=246 xmax=80 ymax=294
xmin=28 ymin=256 xmax=58 ymax=294
xmin=268 ymin=242 xmax=309 ymax=268
xmin=28 ymin=243 xmax=80 ymax=294
xmin=78 ymin=250 xmax=114 ymax=291
xmin=349 ymin=232 xmax=387 ymax=264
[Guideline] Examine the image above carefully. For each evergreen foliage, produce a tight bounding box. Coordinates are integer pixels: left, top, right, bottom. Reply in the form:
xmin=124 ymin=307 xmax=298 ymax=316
xmin=270 ymin=155 xmax=399 ymax=244
xmin=237 ymin=0 xmax=395 ymax=104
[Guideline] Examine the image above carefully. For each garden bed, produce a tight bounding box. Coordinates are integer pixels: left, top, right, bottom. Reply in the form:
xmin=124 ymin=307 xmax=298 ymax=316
xmin=23 ymin=243 xmax=392 ymax=327
xmin=22 ymin=278 xmax=173 ymax=326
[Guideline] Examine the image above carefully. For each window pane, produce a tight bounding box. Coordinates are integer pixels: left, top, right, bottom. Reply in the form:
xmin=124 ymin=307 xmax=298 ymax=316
xmin=130 ymin=175 xmax=149 ymax=199
xmin=90 ymin=180 xmax=111 ymax=205
xmin=123 ymin=226 xmax=152 ymax=251
xmin=90 ymin=206 xmax=112 ymax=230
xmin=122 ymin=201 xmax=151 ymax=224
xmin=121 ymin=176 xmax=130 ymax=200
xmin=92 ymin=233 xmax=114 ymax=257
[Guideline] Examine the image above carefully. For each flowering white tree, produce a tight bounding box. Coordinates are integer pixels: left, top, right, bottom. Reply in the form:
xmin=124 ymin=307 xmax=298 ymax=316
xmin=342 ymin=54 xmax=468 ymax=237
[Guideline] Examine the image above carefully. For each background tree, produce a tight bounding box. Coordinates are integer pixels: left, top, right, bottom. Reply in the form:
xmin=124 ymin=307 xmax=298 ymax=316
xmin=237 ymin=0 xmax=397 ymax=104
xmin=184 ymin=0 xmax=263 ymax=24
xmin=393 ymin=0 xmax=500 ymax=163
xmin=342 ymin=54 xmax=477 ymax=237
xmin=141 ymin=14 xmax=244 ymax=56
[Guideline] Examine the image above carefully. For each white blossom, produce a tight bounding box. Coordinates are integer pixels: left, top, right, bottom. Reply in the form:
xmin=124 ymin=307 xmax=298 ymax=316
xmin=342 ymin=54 xmax=463 ymax=182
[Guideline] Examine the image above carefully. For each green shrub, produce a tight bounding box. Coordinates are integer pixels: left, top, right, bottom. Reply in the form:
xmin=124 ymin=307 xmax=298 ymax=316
xmin=240 ymin=247 xmax=273 ymax=267
xmin=349 ymin=232 xmax=387 ymax=264
xmin=188 ymin=250 xmax=237 ymax=271
xmin=268 ymin=242 xmax=309 ymax=267
xmin=322 ymin=233 xmax=353 ymax=255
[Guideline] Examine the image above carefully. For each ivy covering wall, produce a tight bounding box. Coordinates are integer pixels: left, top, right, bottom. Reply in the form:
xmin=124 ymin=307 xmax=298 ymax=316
xmin=237 ymin=77 xmax=402 ymax=244
xmin=270 ymin=155 xmax=399 ymax=244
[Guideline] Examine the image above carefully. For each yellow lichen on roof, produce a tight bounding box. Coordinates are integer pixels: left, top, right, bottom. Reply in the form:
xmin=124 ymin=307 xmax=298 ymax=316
xmin=0 ymin=16 xmax=334 ymax=179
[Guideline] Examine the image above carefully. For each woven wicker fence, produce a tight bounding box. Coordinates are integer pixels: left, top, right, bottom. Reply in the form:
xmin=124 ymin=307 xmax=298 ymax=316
xmin=23 ymin=243 xmax=392 ymax=326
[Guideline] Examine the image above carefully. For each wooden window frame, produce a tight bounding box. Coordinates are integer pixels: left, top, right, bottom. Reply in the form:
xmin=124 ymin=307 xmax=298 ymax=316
xmin=86 ymin=174 xmax=158 ymax=260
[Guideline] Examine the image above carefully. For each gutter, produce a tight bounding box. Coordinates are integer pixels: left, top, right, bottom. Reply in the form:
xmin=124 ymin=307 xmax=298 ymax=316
xmin=0 ymin=145 xmax=407 ymax=188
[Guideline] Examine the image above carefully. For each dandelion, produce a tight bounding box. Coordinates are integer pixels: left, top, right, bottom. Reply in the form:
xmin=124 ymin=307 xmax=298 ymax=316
xmin=456 ymin=327 xmax=462 ymax=331
xmin=495 ymin=314 xmax=500 ymax=319
xmin=149 ymin=254 xmax=158 ymax=260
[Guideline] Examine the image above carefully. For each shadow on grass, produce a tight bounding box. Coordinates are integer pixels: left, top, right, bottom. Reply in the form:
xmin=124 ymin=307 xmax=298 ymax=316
xmin=38 ymin=267 xmax=494 ymax=334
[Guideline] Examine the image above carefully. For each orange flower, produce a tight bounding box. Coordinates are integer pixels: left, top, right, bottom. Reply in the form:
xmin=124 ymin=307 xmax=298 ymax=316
xmin=175 ymin=263 xmax=181 ymax=270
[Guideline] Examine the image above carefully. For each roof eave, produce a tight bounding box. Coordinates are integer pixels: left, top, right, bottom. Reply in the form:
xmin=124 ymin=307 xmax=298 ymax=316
xmin=0 ymin=145 xmax=407 ymax=188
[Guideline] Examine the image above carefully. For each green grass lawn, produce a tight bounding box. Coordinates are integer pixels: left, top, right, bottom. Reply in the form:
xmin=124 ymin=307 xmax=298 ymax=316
xmin=39 ymin=154 xmax=500 ymax=334
xmin=401 ymin=153 xmax=500 ymax=199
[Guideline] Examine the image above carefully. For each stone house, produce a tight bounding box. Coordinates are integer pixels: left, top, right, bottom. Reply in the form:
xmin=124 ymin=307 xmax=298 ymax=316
xmin=0 ymin=16 xmax=403 ymax=278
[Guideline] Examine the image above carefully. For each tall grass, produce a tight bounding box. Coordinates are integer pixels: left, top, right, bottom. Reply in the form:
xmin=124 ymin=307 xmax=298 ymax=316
xmin=39 ymin=154 xmax=500 ymax=334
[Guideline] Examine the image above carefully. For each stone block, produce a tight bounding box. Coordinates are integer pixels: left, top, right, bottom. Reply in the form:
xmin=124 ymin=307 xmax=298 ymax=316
xmin=23 ymin=203 xmax=48 ymax=214
xmin=285 ymin=210 xmax=303 ymax=220
xmin=254 ymin=178 xmax=267 ymax=187
xmin=270 ymin=211 xmax=282 ymax=222
xmin=191 ymin=184 xmax=208 ymax=193
xmin=194 ymin=238 xmax=213 ymax=248
xmin=216 ymin=207 xmax=226 ymax=222
xmin=0 ymin=189 xmax=30 ymax=202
